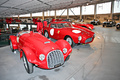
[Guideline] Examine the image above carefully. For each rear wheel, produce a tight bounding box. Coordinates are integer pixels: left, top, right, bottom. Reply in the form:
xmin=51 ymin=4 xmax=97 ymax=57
xmin=22 ymin=52 xmax=33 ymax=74
xmin=10 ymin=40 xmax=14 ymax=52
xmin=44 ymin=31 xmax=49 ymax=38
xmin=66 ymin=37 xmax=75 ymax=47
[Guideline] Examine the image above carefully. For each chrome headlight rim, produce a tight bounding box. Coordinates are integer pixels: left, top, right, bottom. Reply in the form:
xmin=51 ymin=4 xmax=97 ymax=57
xmin=63 ymin=48 xmax=67 ymax=54
xmin=78 ymin=36 xmax=82 ymax=41
xmin=89 ymin=27 xmax=92 ymax=30
xmin=39 ymin=54 xmax=45 ymax=61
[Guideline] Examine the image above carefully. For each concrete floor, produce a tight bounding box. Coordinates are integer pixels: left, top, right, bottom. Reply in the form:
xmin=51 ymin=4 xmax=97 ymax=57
xmin=0 ymin=26 xmax=120 ymax=80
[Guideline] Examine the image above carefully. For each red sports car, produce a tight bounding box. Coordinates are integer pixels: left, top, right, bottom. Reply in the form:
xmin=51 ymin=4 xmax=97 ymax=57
xmin=9 ymin=31 xmax=72 ymax=74
xmin=43 ymin=22 xmax=95 ymax=47
xmin=74 ymin=22 xmax=94 ymax=30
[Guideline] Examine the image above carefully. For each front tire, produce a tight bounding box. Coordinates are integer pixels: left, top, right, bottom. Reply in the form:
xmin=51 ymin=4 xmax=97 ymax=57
xmin=65 ymin=55 xmax=70 ymax=61
xmin=65 ymin=37 xmax=75 ymax=47
xmin=22 ymin=52 xmax=33 ymax=74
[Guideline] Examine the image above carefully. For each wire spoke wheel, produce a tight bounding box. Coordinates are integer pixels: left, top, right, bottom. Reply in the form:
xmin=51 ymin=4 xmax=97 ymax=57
xmin=10 ymin=41 xmax=14 ymax=52
xmin=23 ymin=56 xmax=28 ymax=70
xmin=44 ymin=31 xmax=49 ymax=38
xmin=10 ymin=41 xmax=13 ymax=50
xmin=66 ymin=37 xmax=72 ymax=46
xmin=22 ymin=52 xmax=33 ymax=74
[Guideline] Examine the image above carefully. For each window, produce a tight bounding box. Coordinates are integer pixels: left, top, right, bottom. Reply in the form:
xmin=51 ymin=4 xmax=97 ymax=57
xmin=69 ymin=7 xmax=80 ymax=15
xmin=50 ymin=24 xmax=56 ymax=28
xmin=32 ymin=12 xmax=42 ymax=16
xmin=114 ymin=1 xmax=120 ymax=13
xmin=44 ymin=11 xmax=50 ymax=16
xmin=96 ymin=2 xmax=111 ymax=14
xmin=82 ymin=5 xmax=94 ymax=15
xmin=49 ymin=10 xmax=55 ymax=16
xmin=19 ymin=13 xmax=30 ymax=17
xmin=56 ymin=9 xmax=67 ymax=16
xmin=12 ymin=15 xmax=18 ymax=17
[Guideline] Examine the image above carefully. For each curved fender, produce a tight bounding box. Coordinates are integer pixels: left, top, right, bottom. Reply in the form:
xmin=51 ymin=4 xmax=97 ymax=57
xmin=55 ymin=39 xmax=72 ymax=60
xmin=9 ymin=35 xmax=18 ymax=49
xmin=20 ymin=47 xmax=41 ymax=65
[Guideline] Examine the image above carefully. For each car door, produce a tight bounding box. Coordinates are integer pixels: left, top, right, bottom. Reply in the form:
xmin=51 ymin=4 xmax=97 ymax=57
xmin=49 ymin=23 xmax=62 ymax=40
xmin=49 ymin=24 xmax=57 ymax=39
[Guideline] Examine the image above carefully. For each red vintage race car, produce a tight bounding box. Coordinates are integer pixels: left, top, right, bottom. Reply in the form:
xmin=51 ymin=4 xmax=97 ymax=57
xmin=74 ymin=22 xmax=94 ymax=30
xmin=9 ymin=31 xmax=72 ymax=74
xmin=43 ymin=22 xmax=95 ymax=47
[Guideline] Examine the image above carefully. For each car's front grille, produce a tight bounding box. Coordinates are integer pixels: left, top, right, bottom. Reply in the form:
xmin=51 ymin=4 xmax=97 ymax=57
xmin=47 ymin=50 xmax=64 ymax=68
xmin=85 ymin=37 xmax=92 ymax=43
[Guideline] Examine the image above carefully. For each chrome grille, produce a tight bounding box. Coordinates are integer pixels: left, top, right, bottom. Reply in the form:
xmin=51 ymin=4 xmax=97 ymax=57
xmin=47 ymin=50 xmax=64 ymax=68
xmin=85 ymin=37 xmax=92 ymax=43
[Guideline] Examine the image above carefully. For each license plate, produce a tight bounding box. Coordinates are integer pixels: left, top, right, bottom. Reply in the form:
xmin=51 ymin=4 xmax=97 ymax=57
xmin=54 ymin=63 xmax=61 ymax=68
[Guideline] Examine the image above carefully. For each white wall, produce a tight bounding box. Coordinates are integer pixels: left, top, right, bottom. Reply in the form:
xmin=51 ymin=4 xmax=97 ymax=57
xmin=114 ymin=1 xmax=120 ymax=13
xmin=96 ymin=2 xmax=111 ymax=14
xmin=82 ymin=5 xmax=94 ymax=15
xmin=69 ymin=7 xmax=80 ymax=15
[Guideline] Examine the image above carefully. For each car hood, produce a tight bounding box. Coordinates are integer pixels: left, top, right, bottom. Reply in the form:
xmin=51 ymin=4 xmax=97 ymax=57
xmin=22 ymin=33 xmax=60 ymax=55
xmin=61 ymin=27 xmax=93 ymax=36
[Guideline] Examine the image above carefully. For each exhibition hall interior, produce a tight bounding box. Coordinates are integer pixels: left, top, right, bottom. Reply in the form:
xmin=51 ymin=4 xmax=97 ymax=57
xmin=0 ymin=0 xmax=120 ymax=80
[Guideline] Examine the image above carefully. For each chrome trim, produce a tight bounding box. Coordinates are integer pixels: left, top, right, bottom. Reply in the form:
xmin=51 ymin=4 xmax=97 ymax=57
xmin=85 ymin=37 xmax=92 ymax=43
xmin=47 ymin=50 xmax=64 ymax=68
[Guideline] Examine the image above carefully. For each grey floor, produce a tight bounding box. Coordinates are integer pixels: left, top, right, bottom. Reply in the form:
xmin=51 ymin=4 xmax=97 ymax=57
xmin=0 ymin=26 xmax=120 ymax=80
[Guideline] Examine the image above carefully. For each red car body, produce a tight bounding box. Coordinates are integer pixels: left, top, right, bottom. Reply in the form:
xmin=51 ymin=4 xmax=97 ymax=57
xmin=9 ymin=31 xmax=72 ymax=73
xmin=43 ymin=22 xmax=95 ymax=47
xmin=6 ymin=18 xmax=13 ymax=24
xmin=75 ymin=23 xmax=94 ymax=30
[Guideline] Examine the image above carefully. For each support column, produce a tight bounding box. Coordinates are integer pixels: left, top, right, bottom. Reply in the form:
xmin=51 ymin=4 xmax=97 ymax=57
xmin=80 ymin=6 xmax=82 ymax=20
xmin=18 ymin=15 xmax=20 ymax=29
xmin=94 ymin=4 xmax=97 ymax=19
xmin=42 ymin=11 xmax=44 ymax=20
xmin=55 ymin=10 xmax=56 ymax=20
xmin=67 ymin=8 xmax=69 ymax=19
xmin=110 ymin=1 xmax=114 ymax=20
xmin=18 ymin=15 xmax=19 ymax=19
xmin=30 ymin=13 xmax=32 ymax=31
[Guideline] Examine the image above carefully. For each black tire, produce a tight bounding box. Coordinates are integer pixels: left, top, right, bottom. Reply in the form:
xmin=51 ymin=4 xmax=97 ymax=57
xmin=116 ymin=27 xmax=119 ymax=29
xmin=103 ymin=25 xmax=105 ymax=27
xmin=65 ymin=55 xmax=70 ymax=61
xmin=65 ymin=37 xmax=75 ymax=47
xmin=22 ymin=52 xmax=33 ymax=74
xmin=10 ymin=40 xmax=14 ymax=52
xmin=44 ymin=31 xmax=49 ymax=38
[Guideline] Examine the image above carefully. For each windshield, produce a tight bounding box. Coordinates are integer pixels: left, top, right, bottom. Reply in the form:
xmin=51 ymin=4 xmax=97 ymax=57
xmin=57 ymin=23 xmax=72 ymax=28
xmin=17 ymin=31 xmax=30 ymax=37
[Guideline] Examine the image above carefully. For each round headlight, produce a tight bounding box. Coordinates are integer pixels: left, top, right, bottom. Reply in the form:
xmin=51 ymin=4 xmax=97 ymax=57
xmin=63 ymin=48 xmax=67 ymax=54
xmin=78 ymin=36 xmax=82 ymax=41
xmin=39 ymin=54 xmax=45 ymax=61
